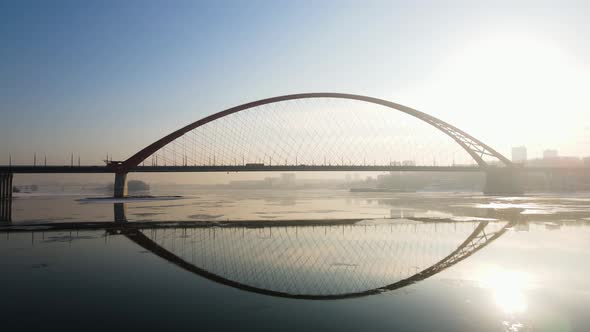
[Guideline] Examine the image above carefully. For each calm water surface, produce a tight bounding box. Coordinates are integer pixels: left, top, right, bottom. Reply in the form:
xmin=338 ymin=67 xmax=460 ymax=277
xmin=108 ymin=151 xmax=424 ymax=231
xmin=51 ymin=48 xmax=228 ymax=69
xmin=1 ymin=189 xmax=589 ymax=331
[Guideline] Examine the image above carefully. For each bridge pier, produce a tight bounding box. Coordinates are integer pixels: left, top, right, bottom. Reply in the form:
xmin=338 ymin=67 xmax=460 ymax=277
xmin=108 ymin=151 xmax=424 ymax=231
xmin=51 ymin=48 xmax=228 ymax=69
xmin=484 ymin=168 xmax=524 ymax=196
xmin=0 ymin=173 xmax=13 ymax=201
xmin=114 ymin=173 xmax=128 ymax=198
xmin=0 ymin=199 xmax=11 ymax=222
xmin=0 ymin=173 xmax=13 ymax=222
xmin=114 ymin=203 xmax=128 ymax=223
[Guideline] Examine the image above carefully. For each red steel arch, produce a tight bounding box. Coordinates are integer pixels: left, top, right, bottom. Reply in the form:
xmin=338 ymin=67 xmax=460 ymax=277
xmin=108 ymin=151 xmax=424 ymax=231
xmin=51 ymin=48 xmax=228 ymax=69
xmin=113 ymin=93 xmax=512 ymax=172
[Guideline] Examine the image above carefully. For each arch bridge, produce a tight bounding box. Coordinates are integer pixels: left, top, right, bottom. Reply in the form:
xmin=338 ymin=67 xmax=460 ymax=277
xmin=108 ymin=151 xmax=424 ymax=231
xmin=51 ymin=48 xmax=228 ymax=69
xmin=0 ymin=93 xmax=524 ymax=199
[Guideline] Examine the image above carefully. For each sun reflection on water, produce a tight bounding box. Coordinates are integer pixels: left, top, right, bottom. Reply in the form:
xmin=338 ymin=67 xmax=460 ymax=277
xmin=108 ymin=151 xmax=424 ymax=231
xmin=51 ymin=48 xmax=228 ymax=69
xmin=478 ymin=268 xmax=531 ymax=331
xmin=479 ymin=269 xmax=529 ymax=313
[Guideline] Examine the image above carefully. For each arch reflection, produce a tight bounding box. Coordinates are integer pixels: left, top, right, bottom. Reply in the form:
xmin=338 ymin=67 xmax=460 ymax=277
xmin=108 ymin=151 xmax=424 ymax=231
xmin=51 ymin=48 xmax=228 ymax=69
xmin=121 ymin=220 xmax=514 ymax=300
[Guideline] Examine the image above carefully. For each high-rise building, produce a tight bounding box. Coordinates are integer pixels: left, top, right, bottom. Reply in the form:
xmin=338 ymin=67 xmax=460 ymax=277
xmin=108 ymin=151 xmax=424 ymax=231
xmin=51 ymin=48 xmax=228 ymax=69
xmin=280 ymin=173 xmax=296 ymax=187
xmin=543 ymin=149 xmax=558 ymax=159
xmin=511 ymin=146 xmax=527 ymax=163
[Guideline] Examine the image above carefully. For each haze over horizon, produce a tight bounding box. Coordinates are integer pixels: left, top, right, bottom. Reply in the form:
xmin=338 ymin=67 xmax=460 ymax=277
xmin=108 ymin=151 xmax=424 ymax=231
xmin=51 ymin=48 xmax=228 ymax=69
xmin=2 ymin=0 xmax=589 ymax=166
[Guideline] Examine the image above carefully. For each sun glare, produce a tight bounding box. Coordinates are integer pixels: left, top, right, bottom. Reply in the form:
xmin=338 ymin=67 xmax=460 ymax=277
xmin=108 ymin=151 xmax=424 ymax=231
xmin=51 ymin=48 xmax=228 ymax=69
xmin=408 ymin=29 xmax=590 ymax=155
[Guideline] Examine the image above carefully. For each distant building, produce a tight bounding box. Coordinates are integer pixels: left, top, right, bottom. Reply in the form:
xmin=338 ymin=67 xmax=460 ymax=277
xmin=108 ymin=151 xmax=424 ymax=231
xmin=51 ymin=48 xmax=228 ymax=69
xmin=527 ymin=155 xmax=582 ymax=168
xmin=514 ymin=223 xmax=530 ymax=232
xmin=543 ymin=149 xmax=558 ymax=159
xmin=511 ymin=146 xmax=527 ymax=163
xmin=264 ymin=177 xmax=278 ymax=187
xmin=280 ymin=173 xmax=296 ymax=187
xmin=390 ymin=208 xmax=414 ymax=219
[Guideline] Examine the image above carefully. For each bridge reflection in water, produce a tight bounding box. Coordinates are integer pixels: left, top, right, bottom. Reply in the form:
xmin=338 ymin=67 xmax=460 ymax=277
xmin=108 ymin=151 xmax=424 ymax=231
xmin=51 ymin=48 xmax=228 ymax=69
xmin=2 ymin=201 xmax=513 ymax=299
xmin=118 ymin=219 xmax=512 ymax=299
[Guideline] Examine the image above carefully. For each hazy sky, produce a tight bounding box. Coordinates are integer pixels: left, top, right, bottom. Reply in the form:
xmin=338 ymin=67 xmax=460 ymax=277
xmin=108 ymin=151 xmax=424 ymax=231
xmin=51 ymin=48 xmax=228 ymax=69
xmin=1 ymin=0 xmax=589 ymax=166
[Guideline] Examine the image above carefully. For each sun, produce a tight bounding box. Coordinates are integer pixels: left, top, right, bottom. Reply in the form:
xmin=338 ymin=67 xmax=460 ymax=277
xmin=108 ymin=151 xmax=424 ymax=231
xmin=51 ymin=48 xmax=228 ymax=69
xmin=405 ymin=29 xmax=590 ymax=157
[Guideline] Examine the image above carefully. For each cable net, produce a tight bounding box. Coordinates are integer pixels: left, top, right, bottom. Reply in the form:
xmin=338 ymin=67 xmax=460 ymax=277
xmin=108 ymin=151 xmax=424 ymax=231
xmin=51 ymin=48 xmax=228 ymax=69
xmin=140 ymin=222 xmax=506 ymax=297
xmin=146 ymin=98 xmax=498 ymax=167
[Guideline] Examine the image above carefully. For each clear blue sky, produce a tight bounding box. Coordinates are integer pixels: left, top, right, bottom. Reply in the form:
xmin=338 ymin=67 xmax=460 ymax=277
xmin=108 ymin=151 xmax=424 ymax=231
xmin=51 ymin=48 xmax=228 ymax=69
xmin=1 ymin=0 xmax=589 ymax=165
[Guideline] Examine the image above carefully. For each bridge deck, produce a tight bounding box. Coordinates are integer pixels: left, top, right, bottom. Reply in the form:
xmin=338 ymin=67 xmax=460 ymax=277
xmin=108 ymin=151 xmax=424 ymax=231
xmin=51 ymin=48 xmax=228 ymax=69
xmin=0 ymin=165 xmax=483 ymax=173
xmin=0 ymin=165 xmax=585 ymax=174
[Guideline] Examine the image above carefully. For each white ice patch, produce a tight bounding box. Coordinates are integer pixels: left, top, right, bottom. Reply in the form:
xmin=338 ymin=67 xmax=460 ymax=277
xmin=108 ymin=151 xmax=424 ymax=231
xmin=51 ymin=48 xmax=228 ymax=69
xmin=77 ymin=196 xmax=184 ymax=204
xmin=450 ymin=216 xmax=498 ymax=222
xmin=355 ymin=218 xmax=420 ymax=225
xmin=521 ymin=209 xmax=554 ymax=215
